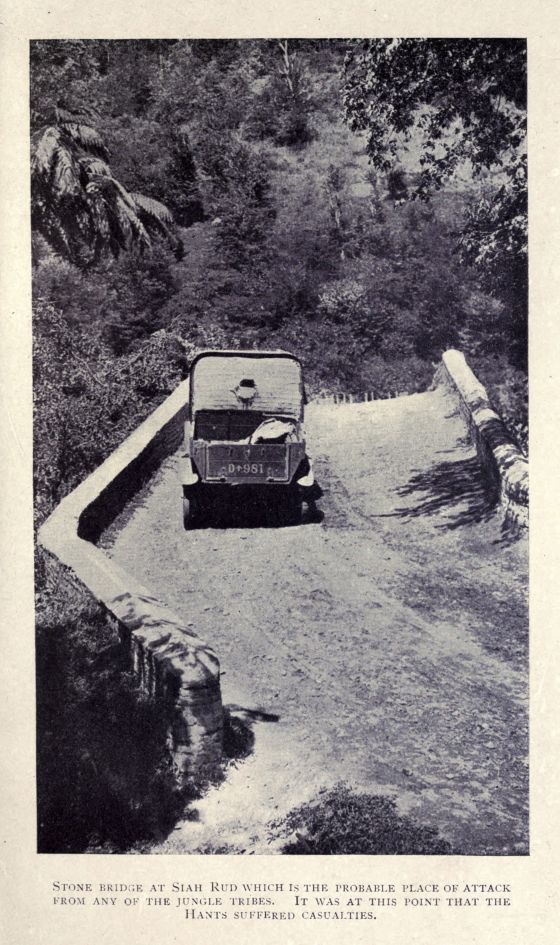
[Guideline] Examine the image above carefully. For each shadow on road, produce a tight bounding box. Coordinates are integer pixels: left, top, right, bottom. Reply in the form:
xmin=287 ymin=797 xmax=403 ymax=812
xmin=391 ymin=455 xmax=499 ymax=529
xmin=223 ymin=704 xmax=280 ymax=764
xmin=191 ymin=499 xmax=324 ymax=530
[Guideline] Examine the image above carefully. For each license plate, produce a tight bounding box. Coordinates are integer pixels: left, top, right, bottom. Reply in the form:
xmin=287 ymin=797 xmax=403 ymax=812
xmin=206 ymin=444 xmax=289 ymax=481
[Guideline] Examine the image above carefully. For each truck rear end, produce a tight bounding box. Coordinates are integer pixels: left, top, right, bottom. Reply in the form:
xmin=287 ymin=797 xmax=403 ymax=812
xmin=181 ymin=351 xmax=318 ymax=526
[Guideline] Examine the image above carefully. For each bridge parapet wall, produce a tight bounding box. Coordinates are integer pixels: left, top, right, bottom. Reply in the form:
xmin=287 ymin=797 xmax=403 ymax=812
xmin=38 ymin=379 xmax=223 ymax=785
xmin=435 ymin=349 xmax=528 ymax=529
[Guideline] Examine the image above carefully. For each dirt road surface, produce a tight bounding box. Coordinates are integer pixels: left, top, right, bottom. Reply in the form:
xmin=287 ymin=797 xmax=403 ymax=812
xmin=107 ymin=385 xmax=528 ymax=854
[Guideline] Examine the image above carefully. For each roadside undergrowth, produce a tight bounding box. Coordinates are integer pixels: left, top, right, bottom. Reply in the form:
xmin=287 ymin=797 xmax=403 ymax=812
xmin=270 ymin=783 xmax=457 ymax=855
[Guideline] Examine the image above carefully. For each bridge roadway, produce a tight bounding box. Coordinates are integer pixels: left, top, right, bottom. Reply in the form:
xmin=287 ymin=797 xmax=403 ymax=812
xmin=107 ymin=385 xmax=528 ymax=854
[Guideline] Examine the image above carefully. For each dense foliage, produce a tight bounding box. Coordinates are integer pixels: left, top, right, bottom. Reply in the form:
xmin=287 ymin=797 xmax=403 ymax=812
xmin=33 ymin=299 xmax=189 ymax=524
xmin=32 ymin=39 xmax=528 ymax=851
xmin=343 ymin=39 xmax=528 ymax=366
xmin=274 ymin=783 xmax=454 ymax=854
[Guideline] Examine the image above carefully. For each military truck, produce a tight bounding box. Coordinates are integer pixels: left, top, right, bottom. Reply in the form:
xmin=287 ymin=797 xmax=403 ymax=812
xmin=180 ymin=350 xmax=320 ymax=527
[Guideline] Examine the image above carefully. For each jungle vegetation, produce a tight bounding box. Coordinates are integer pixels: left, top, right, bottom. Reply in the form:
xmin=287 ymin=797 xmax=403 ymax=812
xmin=32 ymin=39 xmax=527 ymax=851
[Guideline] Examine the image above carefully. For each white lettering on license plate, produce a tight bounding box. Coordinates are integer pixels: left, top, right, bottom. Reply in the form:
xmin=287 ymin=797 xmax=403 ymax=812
xmin=226 ymin=462 xmax=265 ymax=475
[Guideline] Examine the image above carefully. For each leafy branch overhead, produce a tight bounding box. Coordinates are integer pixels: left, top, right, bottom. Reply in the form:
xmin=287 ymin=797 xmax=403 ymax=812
xmin=343 ymin=39 xmax=527 ymax=271
xmin=31 ymin=104 xmax=181 ymax=267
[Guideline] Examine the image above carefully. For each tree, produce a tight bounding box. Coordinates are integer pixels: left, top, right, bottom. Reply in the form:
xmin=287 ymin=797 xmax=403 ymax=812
xmin=275 ymin=40 xmax=315 ymax=145
xmin=164 ymin=126 xmax=205 ymax=226
xmin=343 ymin=40 xmax=526 ymax=190
xmin=192 ymin=129 xmax=276 ymax=267
xmin=342 ymin=39 xmax=527 ymax=362
xmin=245 ymin=40 xmax=315 ymax=146
xmin=31 ymin=104 xmax=180 ymax=267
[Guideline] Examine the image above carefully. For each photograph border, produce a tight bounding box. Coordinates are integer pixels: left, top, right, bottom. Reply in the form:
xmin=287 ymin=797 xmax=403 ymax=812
xmin=1 ymin=2 xmax=559 ymax=943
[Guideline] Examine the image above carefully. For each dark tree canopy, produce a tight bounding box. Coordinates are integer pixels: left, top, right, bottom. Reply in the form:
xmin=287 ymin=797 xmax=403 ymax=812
xmin=343 ymin=39 xmax=526 ymax=189
xmin=343 ymin=39 xmax=527 ymax=363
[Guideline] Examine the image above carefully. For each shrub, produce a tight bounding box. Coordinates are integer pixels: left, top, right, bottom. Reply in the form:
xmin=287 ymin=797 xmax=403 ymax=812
xmin=273 ymin=783 xmax=455 ymax=855
xmin=102 ymin=244 xmax=179 ymax=353
xmin=33 ymin=300 xmax=186 ymax=526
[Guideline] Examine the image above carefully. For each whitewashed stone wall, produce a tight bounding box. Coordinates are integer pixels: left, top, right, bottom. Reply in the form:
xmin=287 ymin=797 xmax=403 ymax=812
xmin=38 ymin=379 xmax=223 ymax=785
xmin=435 ymin=349 xmax=528 ymax=529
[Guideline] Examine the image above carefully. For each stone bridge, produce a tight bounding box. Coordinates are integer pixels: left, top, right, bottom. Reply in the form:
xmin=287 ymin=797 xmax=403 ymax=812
xmin=38 ymin=351 xmax=528 ymax=854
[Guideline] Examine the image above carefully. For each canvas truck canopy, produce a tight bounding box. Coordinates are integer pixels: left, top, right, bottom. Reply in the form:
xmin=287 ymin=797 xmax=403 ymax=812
xmin=189 ymin=352 xmax=305 ymax=421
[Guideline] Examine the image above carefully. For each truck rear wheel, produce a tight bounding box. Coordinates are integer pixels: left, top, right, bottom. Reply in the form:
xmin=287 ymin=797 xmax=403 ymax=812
xmin=272 ymin=490 xmax=302 ymax=527
xmin=183 ymin=494 xmax=201 ymax=529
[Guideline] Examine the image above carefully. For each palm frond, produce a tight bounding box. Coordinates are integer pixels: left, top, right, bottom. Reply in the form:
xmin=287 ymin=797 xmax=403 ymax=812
xmin=115 ymin=194 xmax=151 ymax=247
xmin=88 ymin=172 xmax=137 ymax=209
xmin=130 ymin=192 xmax=174 ymax=225
xmin=31 ymin=103 xmax=167 ymax=266
xmin=61 ymin=123 xmax=109 ymax=160
xmin=98 ymin=183 xmax=151 ymax=249
xmin=81 ymin=156 xmax=113 ymax=179
xmin=36 ymin=205 xmax=75 ymax=260
xmin=131 ymin=192 xmax=183 ymax=255
xmin=55 ymin=104 xmax=101 ymax=126
xmin=111 ymin=177 xmax=142 ymax=212
xmin=52 ymin=144 xmax=81 ymax=197
xmin=31 ymin=127 xmax=62 ymax=179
